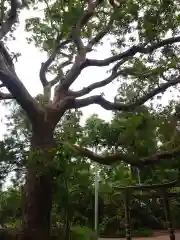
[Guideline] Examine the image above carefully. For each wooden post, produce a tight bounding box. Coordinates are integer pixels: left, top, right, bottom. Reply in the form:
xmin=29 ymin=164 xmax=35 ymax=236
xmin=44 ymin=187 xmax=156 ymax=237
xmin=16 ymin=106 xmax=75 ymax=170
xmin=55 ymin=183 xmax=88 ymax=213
xmin=124 ymin=191 xmax=131 ymax=240
xmin=163 ymin=189 xmax=175 ymax=240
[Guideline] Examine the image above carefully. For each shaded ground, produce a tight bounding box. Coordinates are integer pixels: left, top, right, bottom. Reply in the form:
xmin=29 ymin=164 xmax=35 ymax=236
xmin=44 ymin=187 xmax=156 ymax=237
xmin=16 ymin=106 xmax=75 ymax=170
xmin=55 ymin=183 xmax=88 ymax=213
xmin=100 ymin=230 xmax=180 ymax=240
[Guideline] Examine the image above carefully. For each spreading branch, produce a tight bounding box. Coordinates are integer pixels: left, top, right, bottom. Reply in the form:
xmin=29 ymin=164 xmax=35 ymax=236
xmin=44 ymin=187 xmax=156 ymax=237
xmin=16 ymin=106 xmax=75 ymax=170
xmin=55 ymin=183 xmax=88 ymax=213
xmin=71 ymin=58 xmax=128 ymax=97
xmin=72 ymin=76 xmax=180 ymax=110
xmin=0 ymin=0 xmax=20 ymax=40
xmin=61 ymin=35 xmax=180 ymax=91
xmin=60 ymin=0 xmax=104 ymax=90
xmin=71 ymin=70 xmax=123 ymax=98
xmin=0 ymin=70 xmax=42 ymax=123
xmin=39 ymin=39 xmax=71 ymax=87
xmin=40 ymin=1 xmax=104 ymax=91
xmin=83 ymin=35 xmax=180 ymax=68
xmin=64 ymin=143 xmax=180 ymax=168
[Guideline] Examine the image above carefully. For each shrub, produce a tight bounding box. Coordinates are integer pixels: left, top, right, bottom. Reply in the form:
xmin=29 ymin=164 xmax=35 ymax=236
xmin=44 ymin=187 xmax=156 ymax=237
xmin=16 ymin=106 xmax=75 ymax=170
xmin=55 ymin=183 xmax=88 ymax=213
xmin=71 ymin=226 xmax=97 ymax=240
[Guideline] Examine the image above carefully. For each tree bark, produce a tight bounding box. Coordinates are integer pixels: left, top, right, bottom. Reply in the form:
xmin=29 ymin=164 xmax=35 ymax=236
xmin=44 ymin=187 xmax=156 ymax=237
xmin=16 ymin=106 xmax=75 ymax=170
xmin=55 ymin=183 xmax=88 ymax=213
xmin=21 ymin=126 xmax=56 ymax=240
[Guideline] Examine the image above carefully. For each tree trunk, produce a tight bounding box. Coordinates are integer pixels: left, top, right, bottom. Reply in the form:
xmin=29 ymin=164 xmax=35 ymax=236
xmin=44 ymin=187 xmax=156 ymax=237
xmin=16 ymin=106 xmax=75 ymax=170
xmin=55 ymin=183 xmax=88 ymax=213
xmin=21 ymin=127 xmax=56 ymax=240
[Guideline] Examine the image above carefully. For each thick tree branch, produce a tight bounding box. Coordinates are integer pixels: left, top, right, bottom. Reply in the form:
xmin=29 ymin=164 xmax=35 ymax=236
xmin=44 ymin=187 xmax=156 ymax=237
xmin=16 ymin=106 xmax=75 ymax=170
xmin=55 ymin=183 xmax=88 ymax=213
xmin=0 ymin=41 xmax=42 ymax=123
xmin=60 ymin=0 xmax=104 ymax=90
xmin=71 ymin=70 xmax=123 ymax=98
xmin=65 ymin=143 xmax=180 ymax=168
xmin=0 ymin=70 xmax=42 ymax=124
xmin=39 ymin=39 xmax=71 ymax=87
xmin=0 ymin=91 xmax=13 ymax=99
xmin=60 ymin=60 xmax=85 ymax=90
xmin=112 ymin=58 xmax=130 ymax=73
xmin=72 ymin=76 xmax=180 ymax=110
xmin=40 ymin=2 xmax=104 ymax=91
xmin=84 ymin=35 xmax=180 ymax=67
xmin=71 ymin=58 xmax=128 ymax=97
xmin=0 ymin=41 xmax=15 ymax=73
xmin=49 ymin=57 xmax=73 ymax=87
xmin=61 ymin=35 xmax=180 ymax=91
xmin=71 ymin=26 xmax=85 ymax=57
xmin=49 ymin=68 xmax=64 ymax=87
xmin=0 ymin=0 xmax=20 ymax=40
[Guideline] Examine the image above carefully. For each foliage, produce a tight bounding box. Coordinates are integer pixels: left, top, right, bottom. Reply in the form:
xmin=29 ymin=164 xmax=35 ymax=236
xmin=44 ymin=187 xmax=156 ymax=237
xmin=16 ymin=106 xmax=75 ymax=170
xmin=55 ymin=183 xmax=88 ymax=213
xmin=0 ymin=187 xmax=22 ymax=228
xmin=1 ymin=101 xmax=180 ymax=237
xmin=71 ymin=226 xmax=97 ymax=240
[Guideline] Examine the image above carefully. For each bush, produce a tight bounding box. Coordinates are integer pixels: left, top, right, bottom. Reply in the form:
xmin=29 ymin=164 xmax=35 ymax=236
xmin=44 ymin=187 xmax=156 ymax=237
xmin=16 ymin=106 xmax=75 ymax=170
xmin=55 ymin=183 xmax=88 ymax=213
xmin=71 ymin=226 xmax=97 ymax=240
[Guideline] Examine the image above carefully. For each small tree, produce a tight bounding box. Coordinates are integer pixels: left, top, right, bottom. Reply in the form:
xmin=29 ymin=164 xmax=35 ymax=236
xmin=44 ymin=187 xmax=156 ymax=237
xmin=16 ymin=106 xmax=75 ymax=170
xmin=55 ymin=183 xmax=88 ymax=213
xmin=1 ymin=0 xmax=180 ymax=239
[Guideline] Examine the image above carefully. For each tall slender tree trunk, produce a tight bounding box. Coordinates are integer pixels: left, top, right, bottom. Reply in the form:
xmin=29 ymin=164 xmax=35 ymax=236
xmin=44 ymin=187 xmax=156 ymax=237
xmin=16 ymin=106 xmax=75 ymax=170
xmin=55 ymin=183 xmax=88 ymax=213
xmin=21 ymin=126 xmax=56 ymax=240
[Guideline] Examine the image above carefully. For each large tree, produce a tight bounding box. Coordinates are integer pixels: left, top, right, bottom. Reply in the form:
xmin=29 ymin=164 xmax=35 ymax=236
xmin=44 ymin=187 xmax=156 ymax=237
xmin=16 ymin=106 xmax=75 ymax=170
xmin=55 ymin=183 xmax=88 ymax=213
xmin=1 ymin=0 xmax=180 ymax=239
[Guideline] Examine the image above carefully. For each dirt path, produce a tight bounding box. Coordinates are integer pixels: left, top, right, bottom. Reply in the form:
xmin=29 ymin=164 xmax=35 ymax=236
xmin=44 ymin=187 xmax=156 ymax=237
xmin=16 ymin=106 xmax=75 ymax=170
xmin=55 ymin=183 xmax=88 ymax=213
xmin=99 ymin=231 xmax=180 ymax=240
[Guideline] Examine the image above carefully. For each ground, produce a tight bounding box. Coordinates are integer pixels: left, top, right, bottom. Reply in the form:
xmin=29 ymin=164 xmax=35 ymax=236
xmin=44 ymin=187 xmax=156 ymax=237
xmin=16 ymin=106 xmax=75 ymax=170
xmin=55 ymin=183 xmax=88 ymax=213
xmin=100 ymin=231 xmax=180 ymax=240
